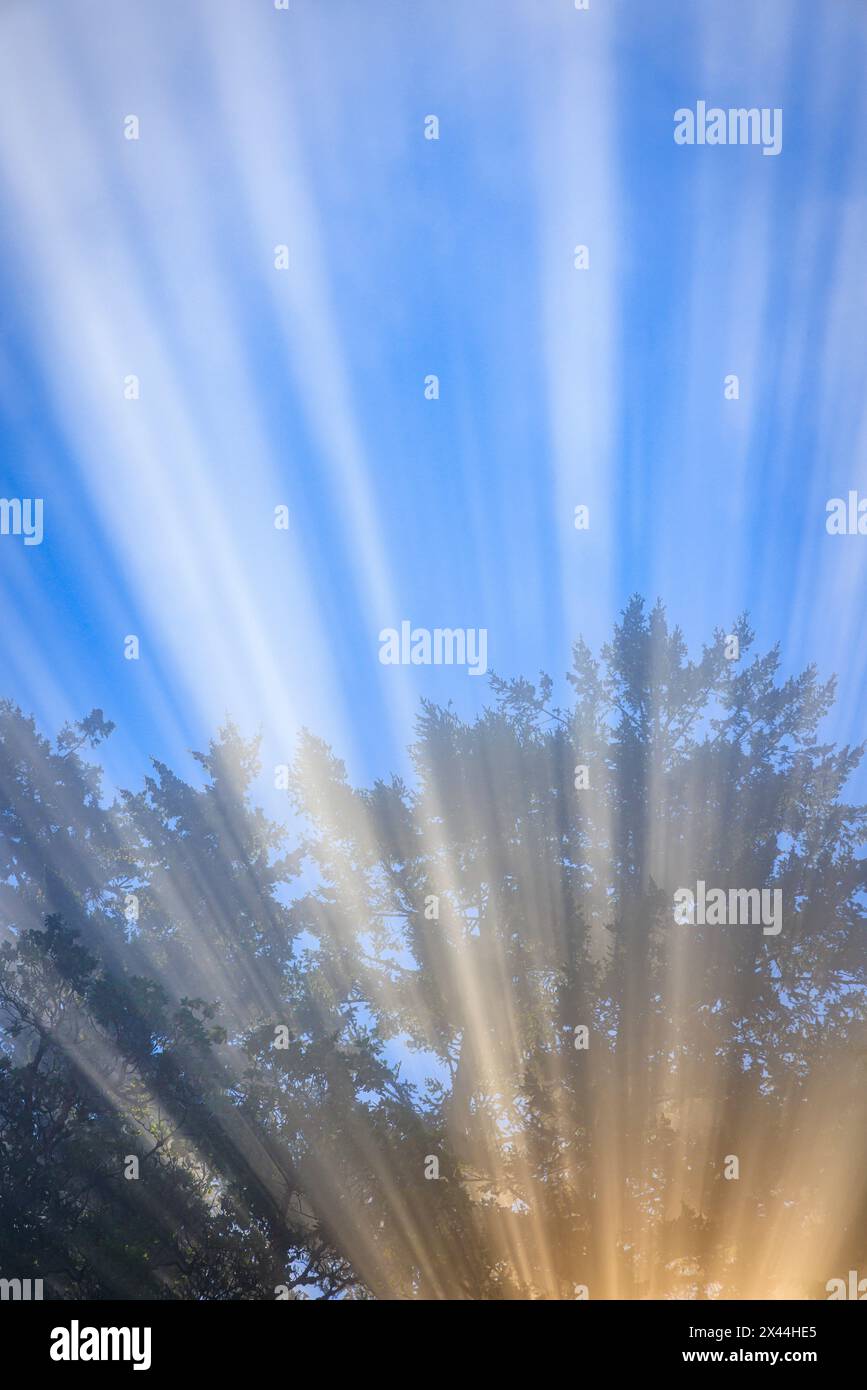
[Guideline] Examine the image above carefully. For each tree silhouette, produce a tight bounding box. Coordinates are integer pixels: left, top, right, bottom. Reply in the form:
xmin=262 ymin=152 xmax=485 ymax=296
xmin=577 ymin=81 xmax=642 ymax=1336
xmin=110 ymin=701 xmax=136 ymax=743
xmin=2 ymin=598 xmax=866 ymax=1298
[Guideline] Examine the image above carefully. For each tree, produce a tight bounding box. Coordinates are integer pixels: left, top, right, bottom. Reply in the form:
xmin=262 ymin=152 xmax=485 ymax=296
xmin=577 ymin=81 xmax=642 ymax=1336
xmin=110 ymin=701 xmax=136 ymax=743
xmin=0 ymin=707 xmax=391 ymax=1298
xmin=2 ymin=598 xmax=866 ymax=1299
xmin=288 ymin=597 xmax=867 ymax=1297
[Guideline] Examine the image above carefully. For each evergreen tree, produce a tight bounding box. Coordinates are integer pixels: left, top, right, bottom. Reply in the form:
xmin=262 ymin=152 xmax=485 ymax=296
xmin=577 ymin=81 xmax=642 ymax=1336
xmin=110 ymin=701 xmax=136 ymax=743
xmin=2 ymin=600 xmax=866 ymax=1299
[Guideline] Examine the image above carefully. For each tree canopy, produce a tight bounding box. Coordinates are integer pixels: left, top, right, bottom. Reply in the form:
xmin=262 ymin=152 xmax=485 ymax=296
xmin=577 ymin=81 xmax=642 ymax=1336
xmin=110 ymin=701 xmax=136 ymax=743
xmin=2 ymin=598 xmax=866 ymax=1298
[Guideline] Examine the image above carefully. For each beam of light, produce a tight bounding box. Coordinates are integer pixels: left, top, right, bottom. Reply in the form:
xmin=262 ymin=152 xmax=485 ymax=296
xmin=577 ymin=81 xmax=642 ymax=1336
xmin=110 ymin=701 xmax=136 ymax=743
xmin=1 ymin=0 xmax=866 ymax=1302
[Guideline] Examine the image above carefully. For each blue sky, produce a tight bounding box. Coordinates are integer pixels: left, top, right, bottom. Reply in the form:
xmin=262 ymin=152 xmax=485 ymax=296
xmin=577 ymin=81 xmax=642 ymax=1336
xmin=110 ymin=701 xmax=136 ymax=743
xmin=1 ymin=0 xmax=866 ymax=811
